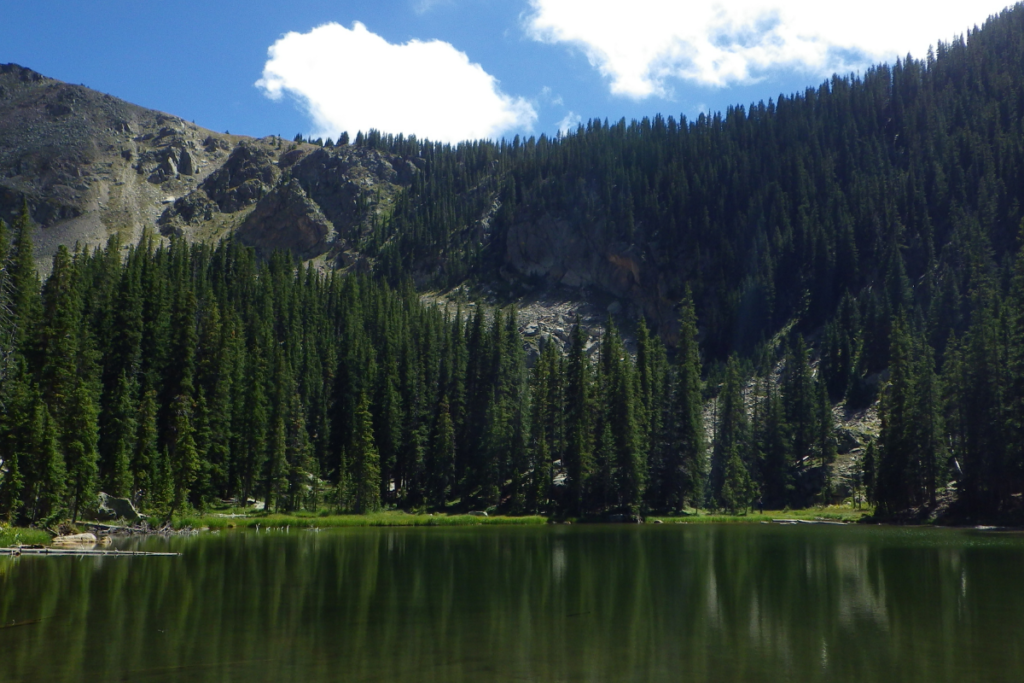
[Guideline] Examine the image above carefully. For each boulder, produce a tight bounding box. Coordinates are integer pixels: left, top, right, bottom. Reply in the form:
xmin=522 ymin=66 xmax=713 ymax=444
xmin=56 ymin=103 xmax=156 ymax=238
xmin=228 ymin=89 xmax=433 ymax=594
xmin=177 ymin=148 xmax=194 ymax=175
xmin=51 ymin=533 xmax=97 ymax=548
xmin=159 ymin=153 xmax=177 ymax=178
xmin=97 ymin=491 xmax=144 ymax=523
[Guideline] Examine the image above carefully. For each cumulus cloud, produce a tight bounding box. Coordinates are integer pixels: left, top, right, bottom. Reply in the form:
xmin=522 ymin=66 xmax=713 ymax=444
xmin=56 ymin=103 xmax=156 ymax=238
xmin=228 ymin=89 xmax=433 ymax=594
xmin=557 ymin=111 xmax=582 ymax=135
xmin=525 ymin=0 xmax=1014 ymax=97
xmin=257 ymin=22 xmax=536 ymax=143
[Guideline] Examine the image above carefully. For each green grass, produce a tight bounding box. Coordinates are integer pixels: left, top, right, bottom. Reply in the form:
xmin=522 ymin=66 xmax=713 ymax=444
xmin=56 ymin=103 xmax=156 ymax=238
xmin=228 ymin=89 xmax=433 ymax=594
xmin=173 ymin=510 xmax=548 ymax=530
xmin=0 ymin=527 xmax=52 ymax=548
xmin=646 ymin=506 xmax=873 ymax=525
xmin=168 ymin=505 xmax=873 ymax=531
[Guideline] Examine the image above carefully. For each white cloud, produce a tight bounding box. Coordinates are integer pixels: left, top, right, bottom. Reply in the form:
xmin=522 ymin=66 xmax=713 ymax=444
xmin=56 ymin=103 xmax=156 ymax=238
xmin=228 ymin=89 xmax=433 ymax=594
xmin=540 ymin=86 xmax=564 ymax=107
xmin=525 ymin=0 xmax=1015 ymax=97
xmin=557 ymin=111 xmax=582 ymax=135
xmin=257 ymin=22 xmax=537 ymax=143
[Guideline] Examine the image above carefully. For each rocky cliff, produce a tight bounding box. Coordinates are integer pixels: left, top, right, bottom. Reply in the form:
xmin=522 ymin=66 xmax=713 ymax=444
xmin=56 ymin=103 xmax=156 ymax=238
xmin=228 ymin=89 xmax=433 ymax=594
xmin=0 ymin=63 xmax=693 ymax=343
xmin=0 ymin=64 xmax=413 ymax=268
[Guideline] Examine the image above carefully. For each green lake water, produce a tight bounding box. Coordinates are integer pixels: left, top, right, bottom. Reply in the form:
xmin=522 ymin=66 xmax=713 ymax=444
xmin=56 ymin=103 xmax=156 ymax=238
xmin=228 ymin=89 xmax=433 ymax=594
xmin=2 ymin=524 xmax=1023 ymax=682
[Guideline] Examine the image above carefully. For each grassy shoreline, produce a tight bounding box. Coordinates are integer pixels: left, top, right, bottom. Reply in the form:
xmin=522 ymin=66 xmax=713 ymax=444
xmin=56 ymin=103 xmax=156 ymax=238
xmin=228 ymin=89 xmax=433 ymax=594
xmin=646 ymin=506 xmax=873 ymax=525
xmin=174 ymin=511 xmax=549 ymax=530
xmin=0 ymin=527 xmax=52 ymax=548
xmin=174 ymin=506 xmax=872 ymax=530
xmin=0 ymin=507 xmax=875 ymax=546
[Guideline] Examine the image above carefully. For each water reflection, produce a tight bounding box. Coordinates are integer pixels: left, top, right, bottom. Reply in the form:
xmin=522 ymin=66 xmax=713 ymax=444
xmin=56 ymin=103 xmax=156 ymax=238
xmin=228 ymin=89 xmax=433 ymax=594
xmin=1 ymin=525 xmax=1023 ymax=682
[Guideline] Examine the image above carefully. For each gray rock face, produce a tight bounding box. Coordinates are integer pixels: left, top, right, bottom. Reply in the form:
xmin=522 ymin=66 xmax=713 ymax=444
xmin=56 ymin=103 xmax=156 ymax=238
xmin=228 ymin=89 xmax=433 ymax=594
xmin=235 ymin=179 xmax=336 ymax=259
xmin=504 ymin=213 xmax=678 ymax=336
xmin=289 ymin=146 xmax=416 ymax=239
xmin=159 ymin=154 xmax=178 ymax=178
xmin=96 ymin=492 xmax=144 ymax=523
xmin=200 ymin=142 xmax=279 ymax=212
xmin=161 ymin=188 xmax=219 ymax=228
xmin=177 ymin=148 xmax=194 ymax=175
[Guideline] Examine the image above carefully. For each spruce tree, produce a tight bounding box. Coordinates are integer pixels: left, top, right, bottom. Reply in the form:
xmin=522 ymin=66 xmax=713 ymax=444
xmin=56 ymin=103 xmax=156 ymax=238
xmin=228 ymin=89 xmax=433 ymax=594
xmin=134 ymin=388 xmax=159 ymax=506
xmin=665 ymin=290 xmax=707 ymax=511
xmin=352 ymin=393 xmax=381 ymax=513
xmin=758 ymin=379 xmax=792 ymax=508
xmin=169 ymin=393 xmax=199 ymax=514
xmin=712 ymin=358 xmax=753 ymax=511
xmin=564 ymin=318 xmax=593 ymax=514
xmin=428 ymin=395 xmax=456 ymax=508
xmin=875 ymin=315 xmax=915 ymax=514
xmin=106 ymin=371 xmax=138 ymax=498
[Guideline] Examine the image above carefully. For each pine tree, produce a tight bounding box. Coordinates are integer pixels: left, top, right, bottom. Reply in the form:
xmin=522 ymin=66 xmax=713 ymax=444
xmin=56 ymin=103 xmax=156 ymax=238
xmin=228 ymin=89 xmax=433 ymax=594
xmin=564 ymin=318 xmax=593 ymax=514
xmin=602 ymin=319 xmax=644 ymax=514
xmin=757 ymin=379 xmax=792 ymax=508
xmin=25 ymin=398 xmax=66 ymax=522
xmin=428 ymin=395 xmax=456 ymax=508
xmin=861 ymin=445 xmax=876 ymax=505
xmin=712 ymin=358 xmax=753 ymax=511
xmin=64 ymin=383 xmax=100 ymax=521
xmin=7 ymin=203 xmax=41 ymax=364
xmin=264 ymin=416 xmax=287 ymax=512
xmin=106 ymin=372 xmax=138 ymax=498
xmin=134 ymin=388 xmax=159 ymax=506
xmin=913 ymin=340 xmax=944 ymax=507
xmin=665 ymin=290 xmax=707 ymax=511
xmin=240 ymin=350 xmax=268 ymax=504
xmin=783 ymin=337 xmax=817 ymax=465
xmin=285 ymin=396 xmax=312 ymax=511
xmin=169 ymin=393 xmax=199 ymax=514
xmin=875 ymin=315 xmax=916 ymax=514
xmin=352 ymin=393 xmax=381 ymax=513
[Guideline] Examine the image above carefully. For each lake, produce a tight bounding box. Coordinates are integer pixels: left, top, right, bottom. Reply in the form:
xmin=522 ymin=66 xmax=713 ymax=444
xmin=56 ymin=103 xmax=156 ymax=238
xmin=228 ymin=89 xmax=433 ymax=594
xmin=1 ymin=524 xmax=1023 ymax=682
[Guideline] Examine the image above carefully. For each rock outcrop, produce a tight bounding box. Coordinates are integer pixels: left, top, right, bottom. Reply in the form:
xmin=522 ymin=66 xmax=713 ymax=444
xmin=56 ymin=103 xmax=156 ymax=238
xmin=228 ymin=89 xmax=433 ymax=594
xmin=96 ymin=492 xmax=145 ymax=523
xmin=199 ymin=141 xmax=279 ymax=213
xmin=504 ymin=212 xmax=679 ymax=340
xmin=236 ymin=179 xmax=336 ymax=259
xmin=0 ymin=62 xmax=263 ymax=261
xmin=289 ymin=146 xmax=416 ymax=239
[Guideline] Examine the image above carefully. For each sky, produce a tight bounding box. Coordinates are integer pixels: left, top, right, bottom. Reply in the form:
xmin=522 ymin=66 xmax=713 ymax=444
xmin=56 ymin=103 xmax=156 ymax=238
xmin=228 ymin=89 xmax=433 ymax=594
xmin=0 ymin=1 xmax=1017 ymax=144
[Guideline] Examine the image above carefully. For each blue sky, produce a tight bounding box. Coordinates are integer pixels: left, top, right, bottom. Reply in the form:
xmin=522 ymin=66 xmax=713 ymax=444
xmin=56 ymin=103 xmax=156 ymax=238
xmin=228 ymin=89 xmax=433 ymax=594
xmin=1 ymin=1 xmax=1016 ymax=143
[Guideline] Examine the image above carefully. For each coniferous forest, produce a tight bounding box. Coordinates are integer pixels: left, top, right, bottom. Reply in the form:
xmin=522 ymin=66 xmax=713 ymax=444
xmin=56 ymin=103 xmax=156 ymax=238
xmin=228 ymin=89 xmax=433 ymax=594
xmin=3 ymin=5 xmax=1024 ymax=524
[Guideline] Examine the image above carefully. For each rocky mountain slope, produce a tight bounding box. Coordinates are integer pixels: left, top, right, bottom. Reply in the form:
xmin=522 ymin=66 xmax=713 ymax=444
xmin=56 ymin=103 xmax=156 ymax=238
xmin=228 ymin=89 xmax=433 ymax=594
xmin=0 ymin=64 xmax=411 ymax=270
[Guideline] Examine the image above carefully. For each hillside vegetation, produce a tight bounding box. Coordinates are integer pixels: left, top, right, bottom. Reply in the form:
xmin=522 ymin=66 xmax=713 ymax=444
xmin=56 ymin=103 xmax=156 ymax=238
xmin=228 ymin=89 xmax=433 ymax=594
xmin=2 ymin=5 xmax=1024 ymax=523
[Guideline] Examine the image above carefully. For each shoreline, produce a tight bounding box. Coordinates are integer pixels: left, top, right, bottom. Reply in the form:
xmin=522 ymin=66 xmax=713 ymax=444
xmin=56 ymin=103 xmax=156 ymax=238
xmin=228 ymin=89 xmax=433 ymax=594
xmin=13 ymin=506 xmax=1024 ymax=547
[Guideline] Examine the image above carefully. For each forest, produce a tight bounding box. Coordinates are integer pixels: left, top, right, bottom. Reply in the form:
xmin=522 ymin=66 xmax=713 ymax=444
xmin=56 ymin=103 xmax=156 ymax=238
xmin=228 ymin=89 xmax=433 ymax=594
xmin=3 ymin=5 xmax=1024 ymax=524
xmin=2 ymin=202 xmax=1024 ymax=524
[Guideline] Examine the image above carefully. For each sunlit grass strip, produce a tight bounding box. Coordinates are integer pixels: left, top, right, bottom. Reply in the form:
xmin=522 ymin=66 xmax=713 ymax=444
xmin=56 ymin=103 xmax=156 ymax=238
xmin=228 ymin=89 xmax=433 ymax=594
xmin=174 ymin=511 xmax=548 ymax=530
xmin=647 ymin=507 xmax=873 ymax=524
xmin=0 ymin=527 xmax=52 ymax=548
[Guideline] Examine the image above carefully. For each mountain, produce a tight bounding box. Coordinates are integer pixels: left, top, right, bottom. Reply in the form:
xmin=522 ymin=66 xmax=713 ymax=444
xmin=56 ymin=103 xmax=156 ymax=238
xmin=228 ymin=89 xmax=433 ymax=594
xmin=0 ymin=63 xmax=411 ymax=270
xmin=4 ymin=4 xmax=1024 ymax=524
xmin=8 ymin=4 xmax=1024 ymax=367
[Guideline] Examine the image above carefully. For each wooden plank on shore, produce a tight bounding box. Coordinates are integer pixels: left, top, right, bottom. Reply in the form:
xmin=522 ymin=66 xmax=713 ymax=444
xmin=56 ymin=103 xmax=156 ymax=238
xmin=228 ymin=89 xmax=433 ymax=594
xmin=0 ymin=547 xmax=180 ymax=557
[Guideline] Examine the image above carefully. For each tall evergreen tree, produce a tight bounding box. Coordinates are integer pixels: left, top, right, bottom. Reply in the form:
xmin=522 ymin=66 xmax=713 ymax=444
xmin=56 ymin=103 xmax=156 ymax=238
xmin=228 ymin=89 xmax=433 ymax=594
xmin=564 ymin=318 xmax=593 ymax=514
xmin=664 ymin=290 xmax=707 ymax=511
xmin=352 ymin=393 xmax=382 ymax=513
xmin=711 ymin=358 xmax=754 ymax=511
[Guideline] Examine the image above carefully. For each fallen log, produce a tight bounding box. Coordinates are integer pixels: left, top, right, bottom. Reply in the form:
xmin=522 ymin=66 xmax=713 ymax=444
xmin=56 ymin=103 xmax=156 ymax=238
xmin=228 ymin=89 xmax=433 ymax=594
xmin=0 ymin=619 xmax=44 ymax=630
xmin=0 ymin=547 xmax=180 ymax=557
